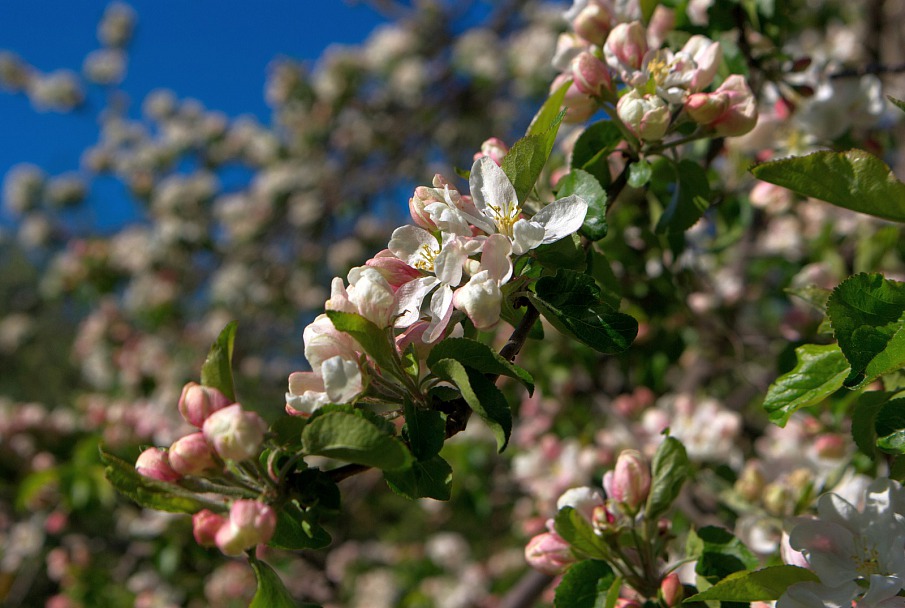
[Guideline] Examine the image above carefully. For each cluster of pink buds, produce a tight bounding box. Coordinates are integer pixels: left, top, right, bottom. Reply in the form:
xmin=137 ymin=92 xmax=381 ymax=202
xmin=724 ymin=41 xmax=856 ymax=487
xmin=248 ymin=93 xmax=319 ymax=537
xmin=192 ymin=500 xmax=277 ymax=557
xmin=551 ymin=0 xmax=757 ymax=140
xmin=135 ymin=383 xmax=268 ymax=481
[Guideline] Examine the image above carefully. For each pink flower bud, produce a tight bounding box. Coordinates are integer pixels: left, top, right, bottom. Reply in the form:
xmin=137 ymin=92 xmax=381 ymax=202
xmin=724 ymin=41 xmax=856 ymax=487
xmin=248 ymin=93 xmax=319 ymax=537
xmin=193 ymin=509 xmax=227 ymax=547
xmin=572 ymin=1 xmax=615 ymax=47
xmin=202 ymin=404 xmax=268 ymax=462
xmin=602 ymin=449 xmax=651 ymax=512
xmin=409 ymin=185 xmax=440 ymax=230
xmin=135 ymin=447 xmax=181 ymax=482
xmin=659 ymin=573 xmax=684 ymax=607
xmin=813 ymin=433 xmax=847 ymax=459
xmin=710 ymin=75 xmax=757 ymax=137
xmin=684 ymin=91 xmax=730 ymax=125
xmin=215 ymin=500 xmax=277 ymax=556
xmin=178 ymin=382 xmax=231 ymax=428
xmin=616 ymin=90 xmax=670 ymax=141
xmin=571 ymin=51 xmax=613 ymax=99
xmin=168 ymin=432 xmax=218 ymax=476
xmin=365 ymin=252 xmax=421 ymax=291
xmin=604 ymin=22 xmax=648 ymax=81
xmin=551 ymin=74 xmax=598 ymax=124
xmin=474 ymin=137 xmax=509 ymax=165
xmin=524 ymin=531 xmax=575 ymax=575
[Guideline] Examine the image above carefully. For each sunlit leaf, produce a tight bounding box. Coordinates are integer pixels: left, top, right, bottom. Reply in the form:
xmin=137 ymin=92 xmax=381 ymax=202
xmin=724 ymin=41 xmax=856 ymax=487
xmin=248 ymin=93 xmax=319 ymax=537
xmin=763 ymin=343 xmax=850 ymax=426
xmin=685 ymin=566 xmax=819 ymax=602
xmin=200 ymin=321 xmax=238 ymax=402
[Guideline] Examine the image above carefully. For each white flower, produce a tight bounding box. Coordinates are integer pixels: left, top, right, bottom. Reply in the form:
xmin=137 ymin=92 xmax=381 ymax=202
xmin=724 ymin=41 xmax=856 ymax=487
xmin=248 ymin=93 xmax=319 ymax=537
xmin=469 ymin=156 xmax=587 ymax=255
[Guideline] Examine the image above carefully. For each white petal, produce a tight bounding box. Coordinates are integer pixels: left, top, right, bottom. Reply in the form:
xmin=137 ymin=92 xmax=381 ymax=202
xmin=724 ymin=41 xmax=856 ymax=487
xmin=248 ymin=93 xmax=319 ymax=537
xmin=393 ymin=276 xmax=439 ymax=328
xmin=322 ymin=355 xmax=362 ymax=404
xmin=470 ymin=156 xmax=517 ymax=222
xmin=453 ymin=270 xmax=502 ymax=330
xmin=434 ymin=239 xmax=466 ymax=286
xmin=480 ymin=233 xmax=513 ymax=284
xmin=388 ymin=225 xmax=437 ymax=266
xmin=511 ymin=219 xmax=545 ymax=255
xmin=533 ymin=195 xmax=588 ymax=244
xmin=425 ymin=284 xmax=454 ymax=343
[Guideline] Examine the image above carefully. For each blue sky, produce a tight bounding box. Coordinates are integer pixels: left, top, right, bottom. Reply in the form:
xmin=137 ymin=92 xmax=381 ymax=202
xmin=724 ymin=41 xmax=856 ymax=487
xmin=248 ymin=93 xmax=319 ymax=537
xmin=0 ymin=2 xmax=387 ymax=195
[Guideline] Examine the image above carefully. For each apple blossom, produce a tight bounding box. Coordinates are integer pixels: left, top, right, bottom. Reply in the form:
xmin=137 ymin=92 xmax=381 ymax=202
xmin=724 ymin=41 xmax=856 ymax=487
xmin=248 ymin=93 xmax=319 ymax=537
xmin=202 ymin=404 xmax=268 ymax=462
xmin=604 ymin=22 xmax=648 ymax=88
xmin=602 ymin=449 xmax=650 ymax=513
xmin=193 ymin=510 xmax=227 ymax=548
xmin=168 ymin=432 xmax=218 ymax=476
xmin=616 ymin=89 xmax=670 ymax=141
xmin=178 ymin=382 xmax=231 ymax=428
xmin=214 ymin=500 xmax=277 ymax=556
xmin=135 ymin=447 xmax=181 ymax=482
xmin=525 ymin=529 xmax=575 ymax=575
xmin=571 ymin=51 xmax=613 ymax=99
xmin=469 ymin=156 xmax=588 ymax=255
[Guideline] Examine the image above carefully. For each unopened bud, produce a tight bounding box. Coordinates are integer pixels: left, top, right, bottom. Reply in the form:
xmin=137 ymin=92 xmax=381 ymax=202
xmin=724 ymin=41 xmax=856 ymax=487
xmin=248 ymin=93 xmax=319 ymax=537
xmin=604 ymin=22 xmax=647 ymax=74
xmin=474 ymin=137 xmax=508 ymax=165
xmin=572 ymin=2 xmax=615 ymax=47
xmin=409 ymin=185 xmax=439 ymax=230
xmin=135 ymin=447 xmax=181 ymax=482
xmin=365 ymin=253 xmax=421 ymax=290
xmin=734 ymin=462 xmax=765 ymax=502
xmin=763 ymin=482 xmax=790 ymax=516
xmin=617 ymin=90 xmax=670 ymax=141
xmin=551 ymin=74 xmax=598 ymax=124
xmin=192 ymin=509 xmax=227 ymax=547
xmin=571 ymin=51 xmax=613 ymax=99
xmin=202 ymin=403 xmax=268 ymax=462
xmin=659 ymin=573 xmax=684 ymax=607
xmin=168 ymin=432 xmax=218 ymax=476
xmin=602 ymin=449 xmax=651 ymax=512
xmin=813 ymin=433 xmax=846 ymax=459
xmin=215 ymin=500 xmax=277 ymax=556
xmin=525 ymin=531 xmax=575 ymax=575
xmin=684 ymin=92 xmax=730 ymax=125
xmin=178 ymin=382 xmax=231 ymax=428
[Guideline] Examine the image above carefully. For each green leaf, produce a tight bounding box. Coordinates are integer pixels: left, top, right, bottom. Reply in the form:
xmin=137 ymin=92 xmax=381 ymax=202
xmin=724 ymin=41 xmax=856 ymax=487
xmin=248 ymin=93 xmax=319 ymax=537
xmin=571 ymin=121 xmax=623 ymax=187
xmin=501 ymin=110 xmax=565 ymax=204
xmin=827 ymin=273 xmax=905 ymax=387
xmin=201 ymin=321 xmax=238 ymax=402
xmin=325 ymin=311 xmax=399 ymax=381
xmin=763 ymin=343 xmax=851 ymax=426
xmin=889 ymin=96 xmax=905 ymax=114
xmin=99 ymin=448 xmax=215 ymax=514
xmin=645 ymin=436 xmax=689 ymax=520
xmin=430 ymin=358 xmax=512 ymax=452
xmin=640 ymin=0 xmax=660 ymax=22
xmin=554 ymin=560 xmax=616 ymax=608
xmin=532 ymin=233 xmax=587 ymax=271
xmin=532 ymin=269 xmax=637 ymax=354
xmin=876 ymin=398 xmax=905 ymax=454
xmin=269 ymin=502 xmax=331 ymax=550
xmin=627 ymin=159 xmax=652 ymax=189
xmin=556 ymin=168 xmax=608 ymax=241
xmin=270 ymin=416 xmax=307 ymax=448
xmin=785 ymin=284 xmax=832 ymax=313
xmin=654 ymin=159 xmax=711 ymax=234
xmin=851 ymin=392 xmax=894 ymax=457
xmin=751 ymin=150 xmax=905 ymax=223
xmin=553 ymin=507 xmax=609 ymax=560
xmin=288 ymin=468 xmax=341 ymax=511
xmin=427 ymin=337 xmax=534 ymax=394
xmin=249 ymin=558 xmax=303 ymax=608
xmin=384 ymin=455 xmax=453 ymax=500
xmin=527 ymin=78 xmax=571 ymax=137
xmin=588 ymin=250 xmax=622 ymax=311
xmin=685 ymin=566 xmax=819 ymax=602
xmin=302 ymin=411 xmax=412 ymax=470
xmin=690 ymin=526 xmax=759 ymax=584
xmin=401 ymin=399 xmax=446 ymax=461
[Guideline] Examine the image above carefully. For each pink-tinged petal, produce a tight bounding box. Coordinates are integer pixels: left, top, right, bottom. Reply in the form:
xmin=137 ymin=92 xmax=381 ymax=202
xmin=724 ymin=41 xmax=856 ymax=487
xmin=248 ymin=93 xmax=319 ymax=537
xmin=777 ymin=581 xmax=858 ymax=608
xmin=434 ymin=239 xmax=466 ymax=286
xmin=789 ymin=519 xmax=857 ymax=585
xmin=324 ymin=277 xmax=356 ymax=314
xmin=452 ymin=271 xmax=502 ymax=330
xmin=510 ymin=219 xmax=545 ymax=255
xmin=480 ymin=234 xmax=513 ymax=284
xmin=860 ymin=575 xmax=905 ymax=607
xmin=533 ymin=195 xmax=588 ymax=244
xmin=425 ymin=284 xmax=454 ymax=343
xmin=470 ymin=156 xmax=517 ymax=221
xmin=393 ymin=276 xmax=439 ymax=328
xmin=556 ymin=487 xmax=605 ymax=523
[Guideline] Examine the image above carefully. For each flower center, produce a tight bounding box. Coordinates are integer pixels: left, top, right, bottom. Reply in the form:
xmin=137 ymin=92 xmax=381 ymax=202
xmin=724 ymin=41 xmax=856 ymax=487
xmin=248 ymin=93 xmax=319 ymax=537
xmin=486 ymin=201 xmax=521 ymax=238
xmin=851 ymin=537 xmax=882 ymax=578
xmin=646 ymin=51 xmax=677 ymax=87
xmin=414 ymin=242 xmax=440 ymax=272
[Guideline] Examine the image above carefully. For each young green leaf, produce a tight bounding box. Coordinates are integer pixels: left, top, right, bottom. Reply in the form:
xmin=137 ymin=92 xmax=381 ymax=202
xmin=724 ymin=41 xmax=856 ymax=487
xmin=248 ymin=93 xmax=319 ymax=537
xmin=430 ymin=358 xmax=512 ymax=451
xmin=302 ymin=411 xmax=413 ymax=470
xmin=532 ymin=233 xmax=587 ymax=272
xmin=527 ymin=78 xmax=570 ymax=137
xmin=501 ymin=110 xmax=565 ymax=204
xmin=99 ymin=448 xmax=217 ymax=514
xmin=889 ymin=96 xmax=905 ymax=114
xmin=554 ymin=560 xmax=616 ymax=608
xmin=851 ymin=392 xmax=895 ymax=457
xmin=384 ymin=455 xmax=453 ymax=500
xmin=249 ymin=557 xmax=306 ymax=608
xmin=269 ymin=502 xmax=331 ymax=550
xmin=826 ymin=273 xmax=905 ymax=387
xmin=645 ymin=436 xmax=689 ymax=520
xmin=690 ymin=526 xmax=759 ymax=584
xmin=627 ymin=159 xmax=652 ymax=188
xmin=751 ymin=150 xmax=905 ymax=223
xmin=556 ymin=168 xmax=608 ymax=241
xmin=325 ymin=311 xmax=400 ymax=380
xmin=571 ymin=120 xmax=624 ymax=187
xmin=685 ymin=566 xmax=819 ymax=602
xmin=553 ymin=507 xmax=609 ymax=561
xmin=876 ymin=398 xmax=905 ymax=454
xmin=654 ymin=159 xmax=711 ymax=234
xmin=426 ymin=337 xmax=534 ymax=394
xmin=763 ymin=343 xmax=850 ymax=426
xmin=200 ymin=321 xmax=238 ymax=402
xmin=401 ymin=399 xmax=446 ymax=461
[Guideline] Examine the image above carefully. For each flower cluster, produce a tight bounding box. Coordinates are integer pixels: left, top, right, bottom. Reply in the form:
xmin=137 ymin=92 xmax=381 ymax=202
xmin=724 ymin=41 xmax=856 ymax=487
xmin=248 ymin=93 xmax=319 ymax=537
xmin=552 ymin=0 xmax=756 ymax=140
xmin=286 ymin=152 xmax=588 ymax=415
